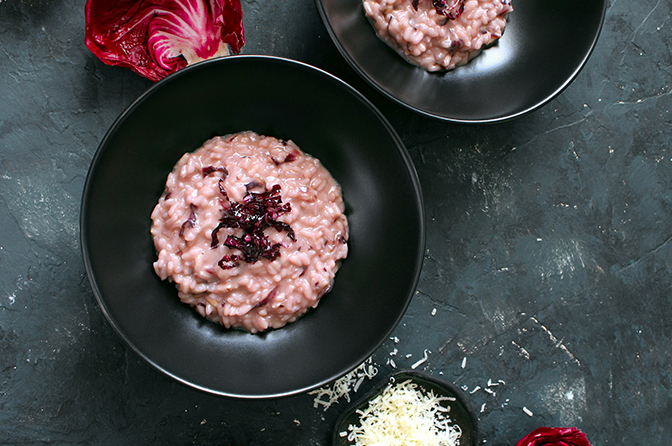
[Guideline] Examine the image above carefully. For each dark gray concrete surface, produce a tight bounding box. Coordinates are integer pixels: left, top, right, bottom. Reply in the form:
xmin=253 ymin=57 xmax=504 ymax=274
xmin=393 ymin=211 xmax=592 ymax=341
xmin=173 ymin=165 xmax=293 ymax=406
xmin=1 ymin=0 xmax=670 ymax=444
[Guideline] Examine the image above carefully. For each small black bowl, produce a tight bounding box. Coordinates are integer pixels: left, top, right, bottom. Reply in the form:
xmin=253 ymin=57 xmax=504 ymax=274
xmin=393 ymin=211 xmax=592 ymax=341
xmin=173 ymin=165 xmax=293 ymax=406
xmin=316 ymin=0 xmax=608 ymax=123
xmin=332 ymin=370 xmax=481 ymax=445
xmin=80 ymin=55 xmax=424 ymax=398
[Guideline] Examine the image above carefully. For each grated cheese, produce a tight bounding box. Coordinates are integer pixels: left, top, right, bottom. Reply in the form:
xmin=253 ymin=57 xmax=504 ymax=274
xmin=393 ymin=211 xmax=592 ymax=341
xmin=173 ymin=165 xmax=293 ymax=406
xmin=345 ymin=379 xmax=462 ymax=446
xmin=411 ymin=349 xmax=431 ymax=369
xmin=309 ymin=358 xmax=378 ymax=411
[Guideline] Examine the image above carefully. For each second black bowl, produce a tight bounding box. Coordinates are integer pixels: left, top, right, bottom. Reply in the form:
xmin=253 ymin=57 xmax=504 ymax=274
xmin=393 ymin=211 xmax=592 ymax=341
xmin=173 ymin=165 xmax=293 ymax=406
xmin=316 ymin=0 xmax=608 ymax=122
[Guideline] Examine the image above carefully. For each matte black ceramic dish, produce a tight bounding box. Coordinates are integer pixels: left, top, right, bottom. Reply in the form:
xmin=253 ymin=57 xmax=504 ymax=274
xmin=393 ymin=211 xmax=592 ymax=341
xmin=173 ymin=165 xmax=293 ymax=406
xmin=80 ymin=55 xmax=424 ymax=398
xmin=315 ymin=0 xmax=608 ymax=123
xmin=332 ymin=370 xmax=480 ymax=445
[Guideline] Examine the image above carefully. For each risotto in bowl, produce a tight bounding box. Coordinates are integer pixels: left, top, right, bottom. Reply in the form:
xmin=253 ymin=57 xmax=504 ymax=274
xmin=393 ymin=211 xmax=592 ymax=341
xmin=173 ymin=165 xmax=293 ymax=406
xmin=363 ymin=0 xmax=513 ymax=72
xmin=80 ymin=56 xmax=424 ymax=398
xmin=151 ymin=132 xmax=349 ymax=333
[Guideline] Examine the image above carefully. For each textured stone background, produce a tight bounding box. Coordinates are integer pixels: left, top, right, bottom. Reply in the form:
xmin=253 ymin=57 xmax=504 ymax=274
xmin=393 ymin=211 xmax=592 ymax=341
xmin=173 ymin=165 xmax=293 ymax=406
xmin=1 ymin=0 xmax=670 ymax=444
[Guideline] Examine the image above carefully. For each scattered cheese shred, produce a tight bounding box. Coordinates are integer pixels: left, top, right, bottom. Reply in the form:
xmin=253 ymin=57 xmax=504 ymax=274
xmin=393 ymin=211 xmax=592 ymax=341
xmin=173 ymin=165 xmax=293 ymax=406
xmin=411 ymin=349 xmax=431 ymax=369
xmin=346 ymin=379 xmax=462 ymax=446
xmin=309 ymin=358 xmax=378 ymax=411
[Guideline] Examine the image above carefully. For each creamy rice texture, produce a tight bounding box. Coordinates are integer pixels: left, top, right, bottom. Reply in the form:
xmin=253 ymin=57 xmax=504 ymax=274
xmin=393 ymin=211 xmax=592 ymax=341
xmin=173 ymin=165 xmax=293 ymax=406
xmin=363 ymin=0 xmax=513 ymax=71
xmin=151 ymin=132 xmax=348 ymax=333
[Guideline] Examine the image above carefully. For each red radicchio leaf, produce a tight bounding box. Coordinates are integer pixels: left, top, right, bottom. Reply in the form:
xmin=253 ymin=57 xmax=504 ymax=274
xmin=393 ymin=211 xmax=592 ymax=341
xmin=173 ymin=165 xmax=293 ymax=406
xmin=202 ymin=165 xmax=229 ymax=178
xmin=271 ymin=149 xmax=300 ymax=165
xmin=85 ymin=0 xmax=244 ymax=82
xmin=516 ymin=427 xmax=593 ymax=446
xmin=412 ymin=0 xmax=464 ymax=20
xmin=179 ymin=204 xmax=197 ymax=238
xmin=253 ymin=285 xmax=278 ymax=309
xmin=432 ymin=0 xmax=464 ymax=19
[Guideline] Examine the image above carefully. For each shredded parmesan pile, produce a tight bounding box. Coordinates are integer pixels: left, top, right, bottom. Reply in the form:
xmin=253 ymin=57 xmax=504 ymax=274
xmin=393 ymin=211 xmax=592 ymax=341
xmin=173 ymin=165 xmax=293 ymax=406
xmin=343 ymin=379 xmax=462 ymax=446
xmin=309 ymin=358 xmax=378 ymax=411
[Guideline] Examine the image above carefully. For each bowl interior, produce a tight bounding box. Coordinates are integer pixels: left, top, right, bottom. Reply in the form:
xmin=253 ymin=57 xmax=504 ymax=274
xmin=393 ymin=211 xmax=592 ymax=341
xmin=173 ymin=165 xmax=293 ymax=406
xmin=316 ymin=0 xmax=608 ymax=122
xmin=332 ymin=370 xmax=480 ymax=445
xmin=81 ymin=56 xmax=424 ymax=398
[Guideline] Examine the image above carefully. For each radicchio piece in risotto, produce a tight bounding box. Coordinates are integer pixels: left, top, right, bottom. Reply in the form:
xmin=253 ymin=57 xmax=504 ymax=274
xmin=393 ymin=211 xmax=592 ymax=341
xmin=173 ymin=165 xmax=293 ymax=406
xmin=363 ymin=0 xmax=513 ymax=71
xmin=151 ymin=132 xmax=348 ymax=333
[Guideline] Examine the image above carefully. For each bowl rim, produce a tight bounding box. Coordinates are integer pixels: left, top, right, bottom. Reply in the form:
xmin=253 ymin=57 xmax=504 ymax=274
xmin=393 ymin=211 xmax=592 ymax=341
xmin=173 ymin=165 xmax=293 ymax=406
xmin=331 ymin=369 xmax=482 ymax=445
xmin=80 ymin=54 xmax=426 ymax=398
xmin=314 ymin=0 xmax=609 ymax=124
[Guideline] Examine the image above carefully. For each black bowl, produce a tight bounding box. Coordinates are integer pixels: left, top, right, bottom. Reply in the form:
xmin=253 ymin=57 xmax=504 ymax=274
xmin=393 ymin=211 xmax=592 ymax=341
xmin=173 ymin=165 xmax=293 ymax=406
xmin=332 ymin=370 xmax=481 ymax=445
xmin=316 ymin=0 xmax=608 ymax=123
xmin=80 ymin=55 xmax=424 ymax=398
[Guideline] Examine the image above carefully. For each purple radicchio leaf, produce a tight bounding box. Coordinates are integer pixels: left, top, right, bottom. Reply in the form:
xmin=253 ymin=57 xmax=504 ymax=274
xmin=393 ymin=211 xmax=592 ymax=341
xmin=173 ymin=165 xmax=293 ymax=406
xmin=179 ymin=204 xmax=197 ymax=238
xmin=432 ymin=0 xmax=465 ymax=19
xmin=202 ymin=165 xmax=229 ymax=178
xmin=85 ymin=0 xmax=244 ymax=82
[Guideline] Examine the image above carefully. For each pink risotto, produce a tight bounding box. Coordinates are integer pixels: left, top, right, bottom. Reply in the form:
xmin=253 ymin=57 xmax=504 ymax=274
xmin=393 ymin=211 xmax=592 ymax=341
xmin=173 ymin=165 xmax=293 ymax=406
xmin=363 ymin=0 xmax=513 ymax=71
xmin=151 ymin=132 xmax=348 ymax=333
